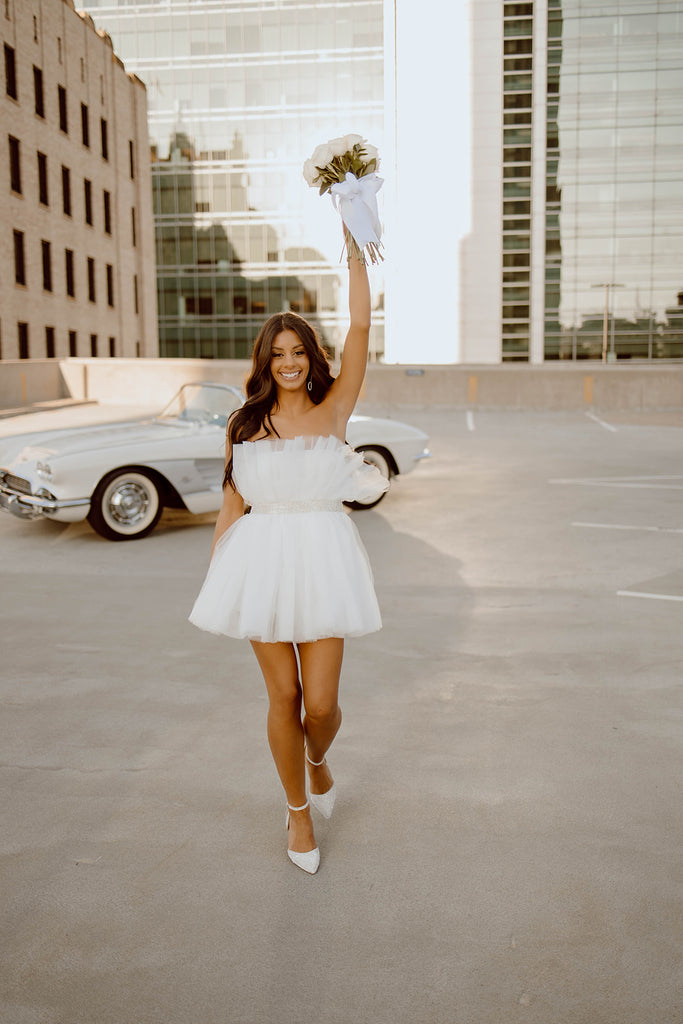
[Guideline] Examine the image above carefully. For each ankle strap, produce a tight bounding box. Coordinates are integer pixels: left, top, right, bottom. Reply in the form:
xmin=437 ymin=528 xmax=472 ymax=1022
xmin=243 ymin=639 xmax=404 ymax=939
xmin=305 ymin=749 xmax=326 ymax=767
xmin=287 ymin=800 xmax=309 ymax=812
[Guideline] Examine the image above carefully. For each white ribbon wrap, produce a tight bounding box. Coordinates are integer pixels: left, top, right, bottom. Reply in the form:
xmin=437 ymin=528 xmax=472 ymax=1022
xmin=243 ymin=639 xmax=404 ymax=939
xmin=330 ymin=172 xmax=383 ymax=251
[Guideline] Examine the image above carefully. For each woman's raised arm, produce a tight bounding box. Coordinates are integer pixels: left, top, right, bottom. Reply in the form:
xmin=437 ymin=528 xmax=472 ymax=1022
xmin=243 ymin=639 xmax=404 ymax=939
xmin=328 ymin=238 xmax=371 ymax=422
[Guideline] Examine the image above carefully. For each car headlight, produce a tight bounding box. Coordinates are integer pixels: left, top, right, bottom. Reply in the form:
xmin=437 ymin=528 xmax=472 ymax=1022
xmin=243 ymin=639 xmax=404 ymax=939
xmin=36 ymin=461 xmax=53 ymax=481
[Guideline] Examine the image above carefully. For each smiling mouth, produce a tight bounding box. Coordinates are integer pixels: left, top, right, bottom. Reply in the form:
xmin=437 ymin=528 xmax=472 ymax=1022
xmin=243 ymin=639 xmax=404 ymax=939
xmin=280 ymin=371 xmax=302 ymax=380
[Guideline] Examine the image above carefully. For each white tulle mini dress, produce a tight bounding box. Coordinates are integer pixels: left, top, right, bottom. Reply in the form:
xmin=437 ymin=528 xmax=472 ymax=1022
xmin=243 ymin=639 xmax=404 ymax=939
xmin=189 ymin=435 xmax=389 ymax=643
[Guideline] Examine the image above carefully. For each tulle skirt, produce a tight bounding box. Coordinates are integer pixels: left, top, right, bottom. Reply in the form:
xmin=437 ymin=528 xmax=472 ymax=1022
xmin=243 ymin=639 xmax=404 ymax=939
xmin=188 ymin=508 xmax=382 ymax=643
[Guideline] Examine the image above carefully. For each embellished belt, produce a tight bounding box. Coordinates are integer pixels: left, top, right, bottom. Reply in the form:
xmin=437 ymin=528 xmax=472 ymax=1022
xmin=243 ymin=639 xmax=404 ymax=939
xmin=250 ymin=499 xmax=344 ymax=515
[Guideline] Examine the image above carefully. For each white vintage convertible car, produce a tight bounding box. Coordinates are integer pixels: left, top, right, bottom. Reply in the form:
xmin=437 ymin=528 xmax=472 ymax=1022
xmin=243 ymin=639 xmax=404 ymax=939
xmin=0 ymin=383 xmax=430 ymax=540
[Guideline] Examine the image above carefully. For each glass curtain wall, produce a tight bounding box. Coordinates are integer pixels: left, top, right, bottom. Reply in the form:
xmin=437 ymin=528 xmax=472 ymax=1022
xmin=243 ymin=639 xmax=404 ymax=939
xmin=81 ymin=1 xmax=385 ymax=359
xmin=545 ymin=0 xmax=683 ymax=360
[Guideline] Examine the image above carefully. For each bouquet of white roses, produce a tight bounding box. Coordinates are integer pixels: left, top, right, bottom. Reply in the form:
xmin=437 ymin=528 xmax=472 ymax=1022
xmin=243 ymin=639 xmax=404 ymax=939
xmin=303 ymin=133 xmax=384 ymax=265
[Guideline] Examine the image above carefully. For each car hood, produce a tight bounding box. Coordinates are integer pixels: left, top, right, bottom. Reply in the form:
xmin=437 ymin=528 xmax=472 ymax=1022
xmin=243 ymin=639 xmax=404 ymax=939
xmin=2 ymin=418 xmax=197 ymax=464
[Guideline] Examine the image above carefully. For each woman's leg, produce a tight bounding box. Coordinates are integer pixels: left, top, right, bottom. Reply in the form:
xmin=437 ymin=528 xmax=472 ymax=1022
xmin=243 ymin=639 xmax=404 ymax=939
xmin=298 ymin=637 xmax=344 ymax=795
xmin=250 ymin=640 xmax=316 ymax=853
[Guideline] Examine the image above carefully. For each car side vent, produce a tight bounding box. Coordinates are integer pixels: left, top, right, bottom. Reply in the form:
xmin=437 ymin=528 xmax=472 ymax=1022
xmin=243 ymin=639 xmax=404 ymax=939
xmin=193 ymin=459 xmax=222 ymax=485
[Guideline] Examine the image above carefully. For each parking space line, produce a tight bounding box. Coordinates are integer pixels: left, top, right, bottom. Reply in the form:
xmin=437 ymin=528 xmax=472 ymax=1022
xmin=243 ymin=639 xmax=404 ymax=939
xmin=552 ymin=476 xmax=683 ymax=490
xmin=585 ymin=411 xmax=618 ymax=432
xmin=466 ymin=411 xmax=475 ymax=432
xmin=617 ymin=590 xmax=683 ymax=603
xmin=573 ymin=521 xmax=683 ymax=534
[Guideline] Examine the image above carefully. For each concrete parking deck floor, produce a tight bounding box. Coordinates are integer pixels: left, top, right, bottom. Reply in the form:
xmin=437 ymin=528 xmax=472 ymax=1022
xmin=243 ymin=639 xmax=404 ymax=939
xmin=0 ymin=406 xmax=681 ymax=1024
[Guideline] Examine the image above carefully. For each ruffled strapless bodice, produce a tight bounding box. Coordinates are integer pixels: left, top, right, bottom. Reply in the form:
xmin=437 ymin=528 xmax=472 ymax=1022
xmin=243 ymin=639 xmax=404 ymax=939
xmin=232 ymin=435 xmax=389 ymax=508
xmin=189 ymin=435 xmax=387 ymax=643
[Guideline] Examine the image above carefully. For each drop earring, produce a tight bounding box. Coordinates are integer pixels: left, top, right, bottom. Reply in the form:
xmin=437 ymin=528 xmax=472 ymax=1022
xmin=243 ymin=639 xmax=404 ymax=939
xmin=307 ymin=377 xmax=313 ymax=392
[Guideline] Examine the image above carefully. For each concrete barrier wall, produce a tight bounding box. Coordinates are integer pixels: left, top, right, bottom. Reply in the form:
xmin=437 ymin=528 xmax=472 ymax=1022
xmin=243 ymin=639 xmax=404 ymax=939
xmin=0 ymin=360 xmax=71 ymax=408
xmin=362 ymin=363 xmax=683 ymax=411
xmin=1 ymin=358 xmax=682 ymax=412
xmin=58 ymin=358 xmax=252 ymax=408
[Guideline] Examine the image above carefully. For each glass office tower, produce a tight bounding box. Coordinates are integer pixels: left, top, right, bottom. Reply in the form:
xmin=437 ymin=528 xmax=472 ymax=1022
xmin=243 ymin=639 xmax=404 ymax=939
xmin=464 ymin=0 xmax=683 ymax=363
xmin=82 ymin=1 xmax=384 ymax=359
xmin=544 ymin=0 xmax=683 ymax=360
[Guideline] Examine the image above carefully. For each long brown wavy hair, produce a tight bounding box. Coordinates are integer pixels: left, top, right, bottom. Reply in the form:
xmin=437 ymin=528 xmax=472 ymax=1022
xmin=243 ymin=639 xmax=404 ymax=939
xmin=223 ymin=312 xmax=335 ymax=490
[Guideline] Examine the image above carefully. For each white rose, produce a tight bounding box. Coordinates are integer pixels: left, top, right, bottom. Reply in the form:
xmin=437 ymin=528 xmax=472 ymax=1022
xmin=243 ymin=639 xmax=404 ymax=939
xmin=328 ymin=136 xmax=348 ymax=158
xmin=311 ymin=142 xmax=334 ymax=169
xmin=361 ymin=142 xmax=379 ymax=163
xmin=303 ymin=158 xmax=320 ymax=186
xmin=343 ymin=133 xmax=364 ymax=151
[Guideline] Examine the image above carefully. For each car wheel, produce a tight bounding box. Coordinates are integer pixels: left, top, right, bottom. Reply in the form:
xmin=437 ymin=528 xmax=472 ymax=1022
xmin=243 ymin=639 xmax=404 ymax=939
xmin=88 ymin=469 xmax=163 ymax=541
xmin=344 ymin=446 xmax=393 ymax=511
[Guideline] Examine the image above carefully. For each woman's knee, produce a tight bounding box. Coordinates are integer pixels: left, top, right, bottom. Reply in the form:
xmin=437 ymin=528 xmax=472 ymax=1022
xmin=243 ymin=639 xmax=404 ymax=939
xmin=267 ymin=680 xmax=302 ymax=719
xmin=303 ymin=697 xmax=341 ymax=726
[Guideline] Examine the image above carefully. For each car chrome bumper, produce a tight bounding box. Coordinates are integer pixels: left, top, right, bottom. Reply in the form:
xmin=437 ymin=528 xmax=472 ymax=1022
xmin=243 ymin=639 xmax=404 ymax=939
xmin=0 ymin=485 xmax=90 ymax=520
xmin=414 ymin=448 xmax=432 ymax=461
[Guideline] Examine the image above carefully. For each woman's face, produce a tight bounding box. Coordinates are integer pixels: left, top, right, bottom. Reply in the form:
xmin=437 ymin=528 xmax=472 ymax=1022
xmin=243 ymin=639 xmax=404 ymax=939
xmin=270 ymin=330 xmax=310 ymax=392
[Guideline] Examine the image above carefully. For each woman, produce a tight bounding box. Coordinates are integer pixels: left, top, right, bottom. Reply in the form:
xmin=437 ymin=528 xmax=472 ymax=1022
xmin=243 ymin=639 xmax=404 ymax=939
xmin=189 ymin=247 xmax=387 ymax=874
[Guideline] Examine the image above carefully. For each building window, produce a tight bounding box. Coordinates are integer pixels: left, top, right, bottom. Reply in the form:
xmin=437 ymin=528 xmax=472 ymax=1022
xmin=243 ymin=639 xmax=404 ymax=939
xmin=90 ymin=333 xmax=98 ymax=357
xmin=61 ymin=165 xmax=71 ymax=216
xmin=9 ymin=135 xmax=21 ymax=193
xmin=135 ymin=341 xmax=141 ymax=358
xmin=186 ymin=296 xmax=214 ymax=315
xmin=57 ymin=37 xmax=62 ymax=65
xmin=87 ymin=257 xmax=96 ymax=302
xmin=84 ymin=178 xmax=92 ymax=225
xmin=65 ymin=248 xmax=75 ymax=297
xmin=37 ymin=151 xmax=48 ymax=205
xmin=32 ymin=14 xmax=37 ymax=42
xmin=100 ymin=118 xmax=108 ymax=160
xmin=42 ymin=240 xmax=52 ymax=292
xmin=81 ymin=103 xmax=89 ymax=147
xmin=33 ymin=66 xmax=44 ymax=117
xmin=501 ymin=2 xmax=533 ymax=363
xmin=131 ymin=207 xmax=137 ymax=247
xmin=103 ymin=190 xmax=111 ymax=234
xmin=108 ymin=336 xmax=116 ymax=357
xmin=13 ymin=229 xmax=25 ymax=285
xmin=128 ymin=140 xmax=135 ymax=179
xmin=106 ymin=264 xmax=114 ymax=307
xmin=45 ymin=326 xmax=55 ymax=359
xmin=18 ymin=322 xmax=29 ymax=360
xmin=80 ymin=57 xmax=85 ymax=83
xmin=68 ymin=330 xmax=77 ymax=356
xmin=4 ymin=43 xmax=16 ymax=99
xmin=133 ymin=274 xmax=139 ymax=314
xmin=58 ymin=85 xmax=67 ymax=132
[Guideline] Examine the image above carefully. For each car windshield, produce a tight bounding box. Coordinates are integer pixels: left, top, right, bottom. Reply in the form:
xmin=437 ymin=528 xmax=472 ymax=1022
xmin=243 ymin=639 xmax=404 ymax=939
xmin=157 ymin=384 xmax=243 ymax=428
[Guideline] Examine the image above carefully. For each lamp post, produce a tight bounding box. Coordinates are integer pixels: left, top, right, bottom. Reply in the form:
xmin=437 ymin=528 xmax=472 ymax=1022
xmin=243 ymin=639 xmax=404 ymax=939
xmin=591 ymin=283 xmax=625 ymax=363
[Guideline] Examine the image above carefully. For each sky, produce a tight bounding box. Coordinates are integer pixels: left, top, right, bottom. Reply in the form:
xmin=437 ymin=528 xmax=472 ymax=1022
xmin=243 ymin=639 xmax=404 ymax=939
xmin=384 ymin=0 xmax=471 ymax=363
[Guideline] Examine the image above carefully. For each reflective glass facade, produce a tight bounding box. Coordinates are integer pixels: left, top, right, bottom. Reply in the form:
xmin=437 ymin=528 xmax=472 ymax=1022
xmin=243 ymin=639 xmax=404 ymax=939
xmin=82 ymin=1 xmax=385 ymax=359
xmin=544 ymin=0 xmax=683 ymax=360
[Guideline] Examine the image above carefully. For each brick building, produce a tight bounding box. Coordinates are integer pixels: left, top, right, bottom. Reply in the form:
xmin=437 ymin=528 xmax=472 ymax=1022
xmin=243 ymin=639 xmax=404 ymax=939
xmin=1 ymin=0 xmax=157 ymax=360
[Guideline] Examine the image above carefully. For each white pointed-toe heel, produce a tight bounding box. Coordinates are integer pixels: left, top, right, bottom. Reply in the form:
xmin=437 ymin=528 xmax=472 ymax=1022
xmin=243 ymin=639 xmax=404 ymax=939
xmin=305 ymin=750 xmax=337 ymax=819
xmin=285 ymin=800 xmax=320 ymax=875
